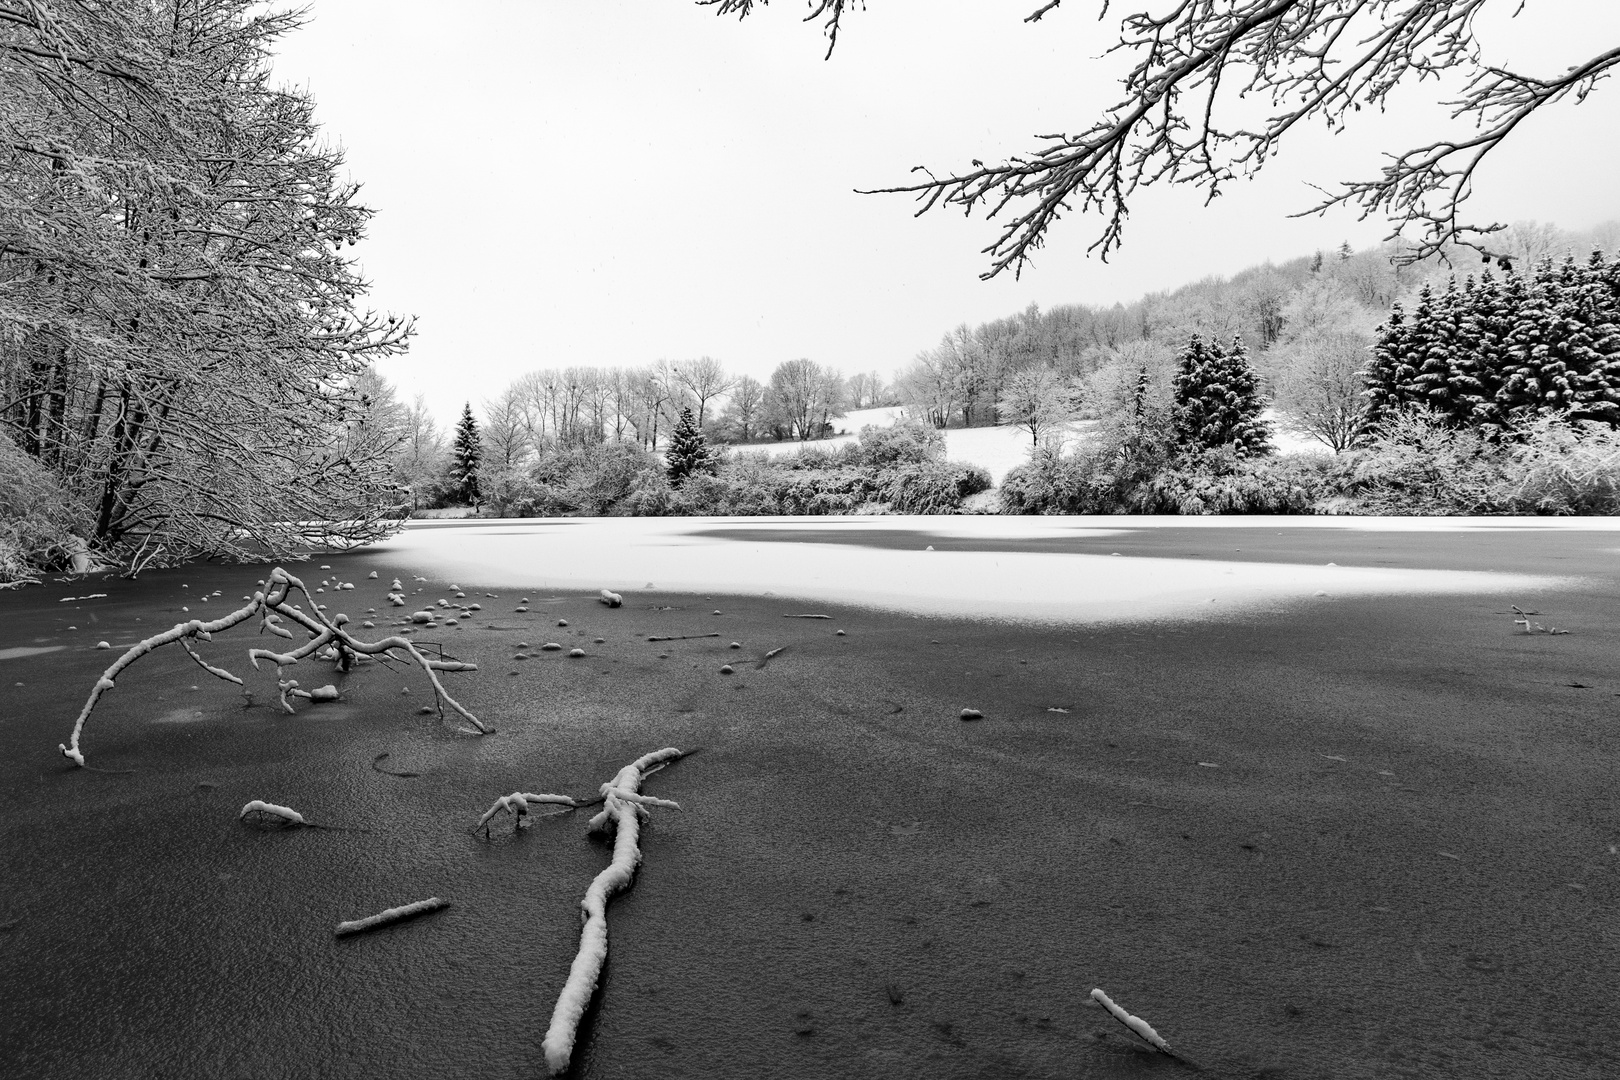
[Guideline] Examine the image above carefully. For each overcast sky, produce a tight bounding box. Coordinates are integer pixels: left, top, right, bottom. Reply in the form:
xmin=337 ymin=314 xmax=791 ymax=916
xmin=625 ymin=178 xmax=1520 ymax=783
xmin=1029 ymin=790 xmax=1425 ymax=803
xmin=268 ymin=1 xmax=1620 ymax=425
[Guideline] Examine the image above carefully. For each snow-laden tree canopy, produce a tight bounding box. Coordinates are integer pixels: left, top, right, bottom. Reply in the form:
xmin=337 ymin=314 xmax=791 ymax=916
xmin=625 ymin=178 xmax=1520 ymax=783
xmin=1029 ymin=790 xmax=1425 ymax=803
xmin=0 ymin=0 xmax=413 ymax=569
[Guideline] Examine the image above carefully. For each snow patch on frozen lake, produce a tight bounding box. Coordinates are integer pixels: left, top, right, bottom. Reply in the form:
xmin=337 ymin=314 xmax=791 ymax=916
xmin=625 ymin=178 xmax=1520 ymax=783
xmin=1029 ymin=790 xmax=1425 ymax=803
xmin=376 ymin=517 xmax=1586 ymax=626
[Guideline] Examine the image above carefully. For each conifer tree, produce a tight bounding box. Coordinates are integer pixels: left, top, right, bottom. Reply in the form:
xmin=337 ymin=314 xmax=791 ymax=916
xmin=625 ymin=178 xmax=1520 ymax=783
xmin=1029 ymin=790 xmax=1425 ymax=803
xmin=451 ymin=403 xmax=482 ymax=505
xmin=1171 ymin=334 xmax=1272 ymax=456
xmin=665 ymin=406 xmax=714 ymax=488
xmin=1408 ymin=279 xmax=1460 ymax=419
xmin=1361 ymin=302 xmax=1408 ymax=436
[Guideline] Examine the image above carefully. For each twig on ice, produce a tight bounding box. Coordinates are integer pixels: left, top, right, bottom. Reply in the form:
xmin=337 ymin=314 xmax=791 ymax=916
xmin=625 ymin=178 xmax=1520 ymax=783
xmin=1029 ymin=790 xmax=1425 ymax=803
xmin=238 ymin=799 xmax=364 ymax=832
xmin=239 ymin=799 xmax=306 ymax=826
xmin=474 ymin=791 xmax=581 ymax=835
xmin=542 ymin=747 xmax=686 ymax=1076
xmin=645 ymin=633 xmax=720 ymax=642
xmin=1091 ymin=987 xmax=1176 ymax=1056
xmin=783 ymin=614 xmax=831 ymax=619
xmin=757 ymin=646 xmax=786 ymax=670
xmin=334 ymin=897 xmax=450 ymax=937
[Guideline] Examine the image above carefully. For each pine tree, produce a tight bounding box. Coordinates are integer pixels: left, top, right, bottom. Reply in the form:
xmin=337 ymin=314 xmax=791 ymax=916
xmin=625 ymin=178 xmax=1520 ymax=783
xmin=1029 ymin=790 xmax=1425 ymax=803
xmin=1361 ymin=302 xmax=1408 ymax=436
xmin=665 ymin=406 xmax=714 ymax=488
xmin=451 ymin=402 xmax=482 ymax=505
xmin=1171 ymin=334 xmax=1272 ymax=456
xmin=1408 ymin=279 xmax=1460 ymax=419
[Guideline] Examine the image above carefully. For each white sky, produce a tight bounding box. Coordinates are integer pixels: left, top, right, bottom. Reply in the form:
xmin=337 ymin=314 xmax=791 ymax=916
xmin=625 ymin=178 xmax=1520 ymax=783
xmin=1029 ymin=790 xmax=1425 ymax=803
xmin=267 ymin=1 xmax=1620 ymax=426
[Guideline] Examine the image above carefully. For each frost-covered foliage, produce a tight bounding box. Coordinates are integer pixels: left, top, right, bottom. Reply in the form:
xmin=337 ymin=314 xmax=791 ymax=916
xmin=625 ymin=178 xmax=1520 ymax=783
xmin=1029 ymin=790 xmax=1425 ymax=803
xmin=1000 ymin=436 xmax=1322 ymax=515
xmin=543 ymin=747 xmax=685 ymax=1076
xmin=479 ymin=421 xmax=987 ymax=517
xmin=1362 ymin=253 xmax=1620 ymax=435
xmin=1337 ymin=409 xmax=1620 ymax=514
xmin=1171 ymin=334 xmax=1272 ymax=456
xmin=664 ymin=406 xmax=717 ymax=488
xmin=0 ymin=429 xmax=84 ymax=585
xmin=0 ymin=1 xmax=413 ymax=570
xmin=481 ymin=442 xmax=669 ymax=517
xmin=1003 ymin=405 xmax=1620 ymax=516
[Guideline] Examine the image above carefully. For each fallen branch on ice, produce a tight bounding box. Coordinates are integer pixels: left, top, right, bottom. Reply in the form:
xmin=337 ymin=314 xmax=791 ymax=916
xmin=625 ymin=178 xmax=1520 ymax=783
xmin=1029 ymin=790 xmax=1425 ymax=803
xmin=475 ymin=791 xmax=582 ymax=835
xmin=239 ymin=799 xmax=306 ymax=826
xmin=1510 ymin=605 xmax=1570 ymax=635
xmin=645 ymin=633 xmax=719 ymax=642
xmin=59 ymin=567 xmax=486 ymax=768
xmin=1091 ymin=987 xmax=1176 ymax=1056
xmin=542 ymin=746 xmax=686 ymax=1076
xmin=238 ymin=799 xmax=364 ymax=832
xmin=783 ymin=614 xmax=830 ymax=619
xmin=334 ymin=897 xmax=450 ymax=937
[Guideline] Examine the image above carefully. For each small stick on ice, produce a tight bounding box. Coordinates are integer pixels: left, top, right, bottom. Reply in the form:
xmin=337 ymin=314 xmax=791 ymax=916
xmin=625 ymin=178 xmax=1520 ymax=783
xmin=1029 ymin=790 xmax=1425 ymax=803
xmin=239 ymin=799 xmax=307 ymax=826
xmin=542 ymin=747 xmax=685 ymax=1075
xmin=645 ymin=633 xmax=720 ymax=642
xmin=238 ymin=800 xmax=364 ymax=832
xmin=475 ymin=791 xmax=581 ymax=835
xmin=1091 ymin=987 xmax=1176 ymax=1055
xmin=334 ymin=896 xmax=450 ymax=937
xmin=783 ymin=613 xmax=831 ymax=619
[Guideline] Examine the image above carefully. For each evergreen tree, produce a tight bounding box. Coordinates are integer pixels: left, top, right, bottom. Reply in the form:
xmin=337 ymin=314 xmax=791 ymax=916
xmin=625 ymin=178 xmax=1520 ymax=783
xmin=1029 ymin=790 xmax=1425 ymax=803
xmin=451 ymin=402 xmax=482 ymax=505
xmin=1496 ymin=268 xmax=1550 ymax=420
xmin=665 ymin=406 xmax=715 ymax=488
xmin=1171 ymin=334 xmax=1272 ymax=456
xmin=1572 ymin=250 xmax=1620 ymax=424
xmin=1361 ymin=301 xmax=1408 ymax=436
xmin=1447 ymin=276 xmax=1494 ymax=428
xmin=1408 ymin=279 xmax=1460 ymax=419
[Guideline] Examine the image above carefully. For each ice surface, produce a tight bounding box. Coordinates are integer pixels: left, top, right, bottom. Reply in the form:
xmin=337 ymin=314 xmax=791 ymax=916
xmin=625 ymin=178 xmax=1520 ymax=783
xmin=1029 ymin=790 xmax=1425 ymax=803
xmin=376 ymin=517 xmax=1587 ymax=627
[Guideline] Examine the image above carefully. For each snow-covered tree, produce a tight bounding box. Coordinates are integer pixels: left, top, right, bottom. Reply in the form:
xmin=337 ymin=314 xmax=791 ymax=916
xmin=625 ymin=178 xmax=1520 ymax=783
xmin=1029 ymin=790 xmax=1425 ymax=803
xmin=998 ymin=366 xmax=1080 ymax=448
xmin=664 ymin=406 xmax=716 ymax=488
xmin=450 ymin=403 xmax=482 ymax=505
xmin=0 ymin=0 xmax=413 ymax=567
xmin=1171 ymin=334 xmax=1272 ymax=456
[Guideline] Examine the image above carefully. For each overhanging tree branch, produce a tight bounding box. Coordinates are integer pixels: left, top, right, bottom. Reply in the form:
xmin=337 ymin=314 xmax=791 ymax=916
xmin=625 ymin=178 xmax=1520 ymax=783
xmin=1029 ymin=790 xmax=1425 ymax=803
xmin=706 ymin=0 xmax=1617 ymax=276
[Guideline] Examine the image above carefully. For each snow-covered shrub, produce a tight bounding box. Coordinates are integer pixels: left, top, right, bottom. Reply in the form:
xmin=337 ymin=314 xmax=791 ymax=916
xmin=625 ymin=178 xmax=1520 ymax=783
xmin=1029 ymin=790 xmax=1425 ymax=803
xmin=1335 ymin=408 xmax=1514 ymax=514
xmin=1334 ymin=409 xmax=1620 ymax=515
xmin=879 ymin=460 xmax=992 ymax=514
xmin=0 ymin=429 xmax=85 ymax=583
xmin=851 ymin=418 xmax=945 ymax=469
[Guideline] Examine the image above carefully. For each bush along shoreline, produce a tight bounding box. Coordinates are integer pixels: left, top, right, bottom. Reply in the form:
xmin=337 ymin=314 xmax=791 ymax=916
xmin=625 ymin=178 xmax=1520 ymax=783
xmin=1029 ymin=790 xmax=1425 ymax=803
xmin=474 ymin=419 xmax=992 ymax=519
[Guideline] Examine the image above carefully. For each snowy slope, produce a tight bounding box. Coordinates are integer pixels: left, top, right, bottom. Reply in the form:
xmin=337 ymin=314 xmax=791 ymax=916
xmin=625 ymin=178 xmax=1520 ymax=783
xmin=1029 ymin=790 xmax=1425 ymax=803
xmin=730 ymin=405 xmax=1325 ymax=487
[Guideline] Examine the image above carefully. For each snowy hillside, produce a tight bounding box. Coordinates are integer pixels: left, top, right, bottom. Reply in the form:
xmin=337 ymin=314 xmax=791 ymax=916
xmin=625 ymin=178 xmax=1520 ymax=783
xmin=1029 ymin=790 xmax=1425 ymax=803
xmin=731 ymin=405 xmax=1327 ymax=487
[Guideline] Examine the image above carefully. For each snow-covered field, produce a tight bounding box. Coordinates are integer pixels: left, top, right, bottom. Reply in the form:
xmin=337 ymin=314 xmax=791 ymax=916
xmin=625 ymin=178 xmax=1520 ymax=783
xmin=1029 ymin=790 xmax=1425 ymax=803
xmin=735 ymin=406 xmax=1329 ymax=486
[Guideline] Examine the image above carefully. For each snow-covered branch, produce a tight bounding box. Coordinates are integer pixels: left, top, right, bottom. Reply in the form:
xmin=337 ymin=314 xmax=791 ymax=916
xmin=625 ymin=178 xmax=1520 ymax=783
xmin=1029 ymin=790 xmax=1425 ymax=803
xmin=59 ymin=566 xmax=485 ymax=768
xmin=542 ymin=747 xmax=686 ymax=1076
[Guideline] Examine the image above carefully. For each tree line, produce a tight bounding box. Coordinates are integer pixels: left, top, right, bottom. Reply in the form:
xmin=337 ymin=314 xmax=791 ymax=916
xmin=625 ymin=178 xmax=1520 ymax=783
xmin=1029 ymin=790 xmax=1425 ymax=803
xmin=373 ymin=357 xmax=894 ymax=509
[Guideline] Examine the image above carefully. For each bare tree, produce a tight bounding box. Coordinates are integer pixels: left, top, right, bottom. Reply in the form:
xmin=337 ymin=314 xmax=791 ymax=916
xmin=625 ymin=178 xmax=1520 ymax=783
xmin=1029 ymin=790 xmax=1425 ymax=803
xmin=481 ymin=385 xmax=532 ymax=473
xmin=396 ymin=394 xmax=445 ymax=508
xmin=717 ymin=374 xmax=766 ymax=442
xmin=670 ymin=356 xmax=736 ymax=427
xmin=1274 ymin=332 xmax=1373 ymax=452
xmin=709 ymin=1 xmax=1618 ymax=273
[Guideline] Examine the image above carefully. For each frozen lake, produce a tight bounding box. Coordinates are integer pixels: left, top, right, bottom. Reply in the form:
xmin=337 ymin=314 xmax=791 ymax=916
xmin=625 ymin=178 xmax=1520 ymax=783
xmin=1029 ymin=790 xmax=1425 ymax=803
xmin=378 ymin=516 xmax=1594 ymax=625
